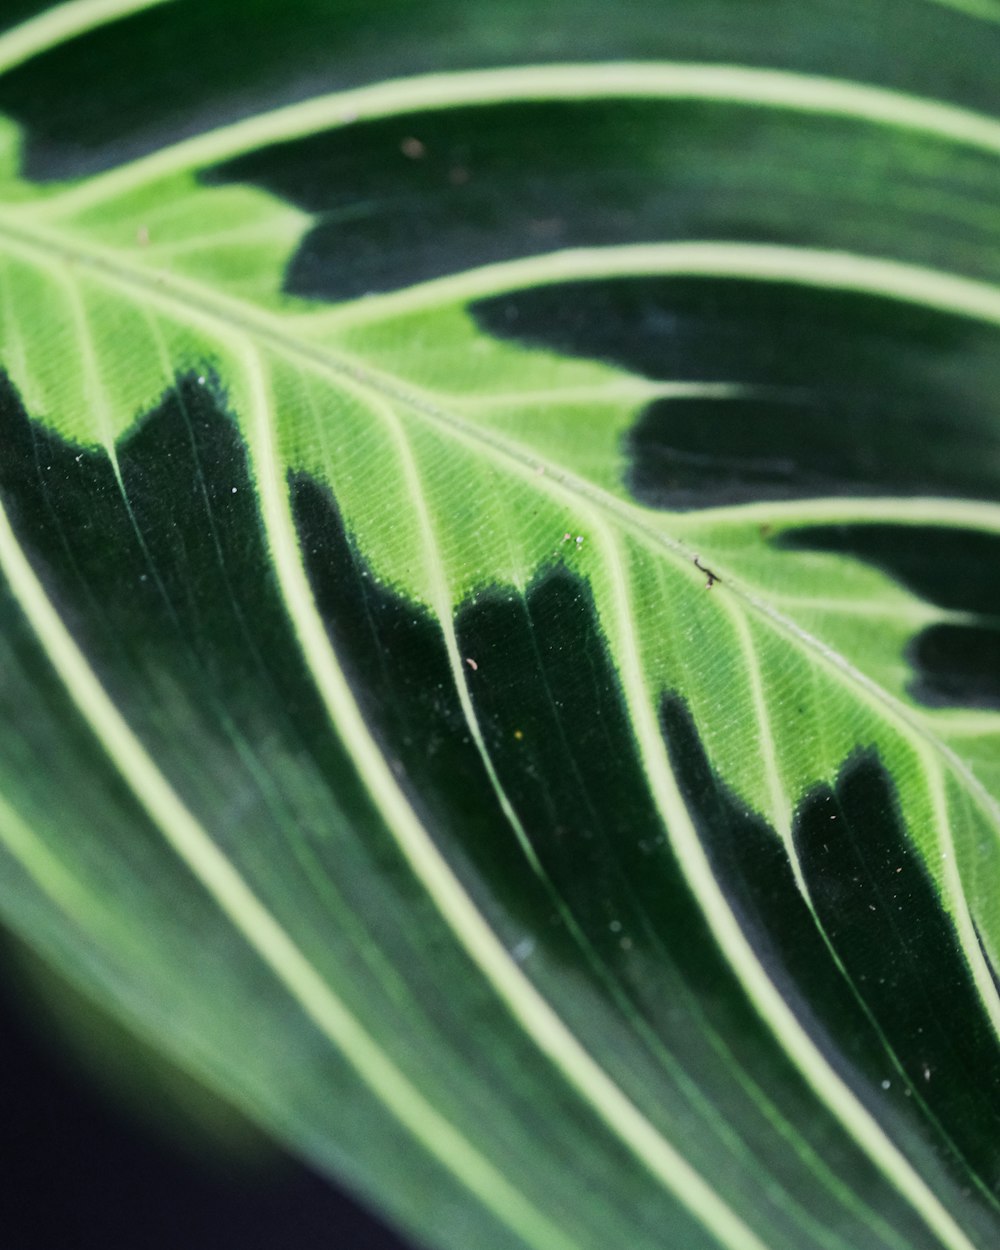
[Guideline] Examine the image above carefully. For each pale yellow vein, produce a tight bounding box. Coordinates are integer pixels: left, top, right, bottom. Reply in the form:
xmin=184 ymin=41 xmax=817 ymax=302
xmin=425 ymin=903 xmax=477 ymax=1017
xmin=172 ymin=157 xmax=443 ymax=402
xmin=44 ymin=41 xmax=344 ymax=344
xmin=0 ymin=0 xmax=174 ymax=76
xmin=27 ymin=62 xmax=1000 ymax=223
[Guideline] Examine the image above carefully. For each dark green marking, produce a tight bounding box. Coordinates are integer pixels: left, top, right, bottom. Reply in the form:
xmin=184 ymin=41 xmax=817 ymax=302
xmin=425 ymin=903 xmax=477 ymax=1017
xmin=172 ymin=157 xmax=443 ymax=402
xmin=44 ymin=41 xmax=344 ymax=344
xmin=779 ymin=525 xmax=1000 ymax=710
xmin=660 ymin=692 xmax=1000 ymax=1239
xmin=472 ymin=278 xmax=1000 ymax=508
xmin=293 ymin=480 xmax=959 ymax=1244
xmin=205 ymin=92 xmax=1000 ymax=306
xmin=911 ymin=625 xmax=1000 ymax=710
xmin=0 ymin=370 xmax=374 ymax=835
xmin=796 ymin=750 xmax=1000 ymax=1198
xmin=778 ymin=526 xmax=1000 ymax=617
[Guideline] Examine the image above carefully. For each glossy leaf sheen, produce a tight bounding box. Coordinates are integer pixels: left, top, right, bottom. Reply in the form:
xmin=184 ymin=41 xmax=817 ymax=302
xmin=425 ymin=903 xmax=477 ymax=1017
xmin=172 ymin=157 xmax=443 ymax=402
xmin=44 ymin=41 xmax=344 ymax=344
xmin=1 ymin=3 xmax=999 ymax=1249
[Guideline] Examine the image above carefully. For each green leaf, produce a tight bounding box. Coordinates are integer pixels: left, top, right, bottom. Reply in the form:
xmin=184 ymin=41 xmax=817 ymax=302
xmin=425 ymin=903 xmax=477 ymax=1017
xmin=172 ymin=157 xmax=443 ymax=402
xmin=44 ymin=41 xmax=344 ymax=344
xmin=2 ymin=2 xmax=1000 ymax=1248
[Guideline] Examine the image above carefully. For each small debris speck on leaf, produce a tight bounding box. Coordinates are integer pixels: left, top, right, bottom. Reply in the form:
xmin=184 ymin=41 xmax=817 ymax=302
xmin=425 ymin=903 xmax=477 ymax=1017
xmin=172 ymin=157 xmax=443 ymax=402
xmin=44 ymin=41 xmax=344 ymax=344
xmin=465 ymin=657 xmax=478 ymax=671
xmin=401 ymin=136 xmax=426 ymax=159
xmin=693 ymin=555 xmax=719 ymax=589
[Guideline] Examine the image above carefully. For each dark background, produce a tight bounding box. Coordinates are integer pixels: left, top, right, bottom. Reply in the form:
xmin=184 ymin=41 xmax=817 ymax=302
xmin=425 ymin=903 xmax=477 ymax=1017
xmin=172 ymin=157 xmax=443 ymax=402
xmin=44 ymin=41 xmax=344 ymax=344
xmin=0 ymin=958 xmax=411 ymax=1250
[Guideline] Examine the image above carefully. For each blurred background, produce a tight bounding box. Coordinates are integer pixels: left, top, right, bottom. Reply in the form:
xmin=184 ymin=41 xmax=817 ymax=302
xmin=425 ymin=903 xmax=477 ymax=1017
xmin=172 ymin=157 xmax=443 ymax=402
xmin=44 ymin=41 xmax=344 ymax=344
xmin=0 ymin=940 xmax=410 ymax=1250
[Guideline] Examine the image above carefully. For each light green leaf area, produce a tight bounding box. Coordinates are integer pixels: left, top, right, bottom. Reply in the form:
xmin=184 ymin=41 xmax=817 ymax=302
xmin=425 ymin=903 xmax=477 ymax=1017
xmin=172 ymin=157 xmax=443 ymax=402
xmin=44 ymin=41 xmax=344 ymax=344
xmin=2 ymin=4 xmax=1000 ymax=1250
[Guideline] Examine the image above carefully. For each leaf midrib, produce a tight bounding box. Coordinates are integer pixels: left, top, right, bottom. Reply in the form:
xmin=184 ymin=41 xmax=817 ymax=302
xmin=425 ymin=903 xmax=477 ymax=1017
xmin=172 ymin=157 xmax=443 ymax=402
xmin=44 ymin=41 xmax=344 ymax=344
xmin=3 ymin=204 xmax=998 ymax=855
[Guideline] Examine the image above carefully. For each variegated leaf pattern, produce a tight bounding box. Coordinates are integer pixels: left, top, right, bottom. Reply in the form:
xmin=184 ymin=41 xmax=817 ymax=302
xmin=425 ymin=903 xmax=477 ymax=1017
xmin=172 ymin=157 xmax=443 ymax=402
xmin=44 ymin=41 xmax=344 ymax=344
xmin=1 ymin=2 xmax=999 ymax=1248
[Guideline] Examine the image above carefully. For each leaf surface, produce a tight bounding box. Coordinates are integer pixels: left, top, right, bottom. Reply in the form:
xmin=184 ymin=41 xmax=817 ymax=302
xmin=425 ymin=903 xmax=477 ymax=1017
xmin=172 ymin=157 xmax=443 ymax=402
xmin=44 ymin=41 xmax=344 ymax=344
xmin=1 ymin=3 xmax=1000 ymax=1248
